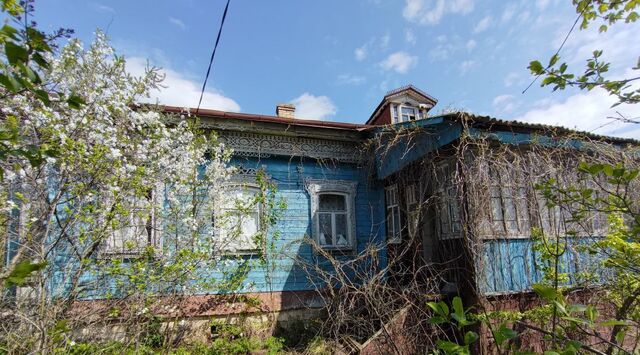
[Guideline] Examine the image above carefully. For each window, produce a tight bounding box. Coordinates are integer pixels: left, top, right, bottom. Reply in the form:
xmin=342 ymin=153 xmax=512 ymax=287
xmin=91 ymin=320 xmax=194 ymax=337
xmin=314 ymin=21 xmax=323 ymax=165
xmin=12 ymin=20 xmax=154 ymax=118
xmin=401 ymin=106 xmax=416 ymax=122
xmin=391 ymin=103 xmax=427 ymax=124
xmin=392 ymin=104 xmax=399 ymax=123
xmin=318 ymin=194 xmax=349 ymax=247
xmin=105 ymin=191 xmax=157 ymax=256
xmin=215 ymin=185 xmax=261 ymax=253
xmin=486 ymin=166 xmax=531 ymax=237
xmin=405 ymin=184 xmax=418 ymax=206
xmin=436 ymin=161 xmax=461 ymax=239
xmin=306 ymin=179 xmax=357 ymax=250
xmin=385 ymin=184 xmax=401 ymax=243
xmin=405 ymin=183 xmax=420 ymax=238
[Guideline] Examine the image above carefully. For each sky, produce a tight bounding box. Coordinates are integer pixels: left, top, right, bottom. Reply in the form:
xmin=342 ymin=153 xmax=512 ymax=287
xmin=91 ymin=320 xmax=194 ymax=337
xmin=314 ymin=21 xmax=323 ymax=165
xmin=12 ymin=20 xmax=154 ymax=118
xmin=24 ymin=0 xmax=640 ymax=138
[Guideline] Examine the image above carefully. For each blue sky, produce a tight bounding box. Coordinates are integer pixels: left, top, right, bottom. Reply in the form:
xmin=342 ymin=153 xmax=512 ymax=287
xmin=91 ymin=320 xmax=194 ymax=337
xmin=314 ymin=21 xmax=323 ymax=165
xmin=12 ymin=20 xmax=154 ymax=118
xmin=28 ymin=0 xmax=640 ymax=137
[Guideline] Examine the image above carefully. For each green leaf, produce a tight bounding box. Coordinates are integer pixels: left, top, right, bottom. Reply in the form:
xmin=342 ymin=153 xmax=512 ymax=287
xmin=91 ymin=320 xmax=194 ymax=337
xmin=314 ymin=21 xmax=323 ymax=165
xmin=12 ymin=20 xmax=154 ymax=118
xmin=615 ymin=329 xmax=626 ymax=345
xmin=427 ymin=300 xmax=449 ymax=318
xmin=493 ymin=324 xmax=518 ymax=345
xmin=585 ymin=305 xmax=597 ymax=322
xmin=0 ymin=24 xmax=19 ymax=41
xmin=437 ymin=340 xmax=464 ymax=353
xmin=533 ymin=284 xmax=557 ymax=301
xmin=0 ymin=73 xmax=21 ymax=92
xmin=18 ymin=61 xmax=39 ymax=84
xmin=452 ymin=296 xmax=465 ymax=318
xmin=4 ymin=260 xmax=48 ymax=287
xmin=31 ymin=52 xmax=49 ymax=69
xmin=599 ymin=320 xmax=627 ymax=327
xmin=559 ymin=63 xmax=568 ymax=73
xmin=4 ymin=41 xmax=28 ymax=66
xmin=427 ymin=316 xmax=446 ymax=325
xmin=549 ymin=54 xmax=560 ymax=67
xmin=599 ymin=24 xmax=608 ymax=32
xmin=529 ymin=60 xmax=544 ymax=74
xmin=66 ymin=95 xmax=86 ymax=109
xmin=34 ymin=89 xmax=50 ymax=106
xmin=464 ymin=331 xmax=479 ymax=345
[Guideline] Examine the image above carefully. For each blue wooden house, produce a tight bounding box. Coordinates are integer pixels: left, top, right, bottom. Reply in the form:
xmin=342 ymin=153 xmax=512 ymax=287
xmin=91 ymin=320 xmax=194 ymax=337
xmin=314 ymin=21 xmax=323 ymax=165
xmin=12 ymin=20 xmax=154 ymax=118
xmin=6 ymin=85 xmax=634 ymax=322
xmin=156 ymin=84 xmax=634 ymax=314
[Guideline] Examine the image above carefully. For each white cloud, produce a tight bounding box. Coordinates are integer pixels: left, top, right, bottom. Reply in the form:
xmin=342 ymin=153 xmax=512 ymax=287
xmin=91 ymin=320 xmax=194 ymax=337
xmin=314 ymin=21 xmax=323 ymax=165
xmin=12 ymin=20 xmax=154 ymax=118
xmin=552 ymin=24 xmax=637 ymax=75
xmin=403 ymin=0 xmax=474 ymax=25
xmin=93 ymin=3 xmax=115 ymax=13
xmin=459 ymin=60 xmax=476 ymax=75
xmin=512 ymin=89 xmax=640 ymax=139
xmin=126 ymin=57 xmax=240 ymax=112
xmin=169 ymin=17 xmax=186 ymax=30
xmin=535 ymin=0 xmax=551 ymax=11
xmin=291 ymin=93 xmax=337 ymax=120
xmin=465 ymin=39 xmax=477 ymax=51
xmin=501 ymin=4 xmax=516 ymax=22
xmin=504 ymin=71 xmax=525 ymax=87
xmin=405 ymin=29 xmax=416 ymax=45
xmin=380 ymin=33 xmax=391 ymax=49
xmin=492 ymin=94 xmax=520 ymax=114
xmin=473 ymin=15 xmax=492 ymax=33
xmin=429 ymin=35 xmax=470 ymax=61
xmin=354 ymin=45 xmax=367 ymax=61
xmin=380 ymin=51 xmax=418 ymax=74
xmin=336 ymin=73 xmax=366 ymax=85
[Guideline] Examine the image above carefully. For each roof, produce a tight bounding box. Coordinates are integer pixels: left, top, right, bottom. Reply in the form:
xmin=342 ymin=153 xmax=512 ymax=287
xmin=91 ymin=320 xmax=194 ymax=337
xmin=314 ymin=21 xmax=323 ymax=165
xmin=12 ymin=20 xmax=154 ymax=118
xmin=456 ymin=113 xmax=638 ymax=145
xmin=158 ymin=105 xmax=638 ymax=145
xmin=384 ymin=84 xmax=438 ymax=103
xmin=366 ymin=84 xmax=438 ymax=125
xmin=161 ymin=105 xmax=371 ymax=131
xmin=385 ymin=112 xmax=638 ymax=145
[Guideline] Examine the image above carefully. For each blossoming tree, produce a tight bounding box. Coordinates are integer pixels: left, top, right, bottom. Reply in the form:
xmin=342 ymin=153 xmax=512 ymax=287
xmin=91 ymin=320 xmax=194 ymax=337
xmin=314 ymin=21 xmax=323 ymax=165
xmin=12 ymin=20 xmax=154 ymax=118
xmin=0 ymin=5 xmax=261 ymax=351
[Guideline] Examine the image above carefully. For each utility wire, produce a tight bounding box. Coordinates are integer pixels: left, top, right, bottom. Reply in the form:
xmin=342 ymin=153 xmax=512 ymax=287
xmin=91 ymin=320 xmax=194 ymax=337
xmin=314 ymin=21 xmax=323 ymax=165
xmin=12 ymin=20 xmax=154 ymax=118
xmin=522 ymin=9 xmax=584 ymax=95
xmin=195 ymin=0 xmax=231 ymax=115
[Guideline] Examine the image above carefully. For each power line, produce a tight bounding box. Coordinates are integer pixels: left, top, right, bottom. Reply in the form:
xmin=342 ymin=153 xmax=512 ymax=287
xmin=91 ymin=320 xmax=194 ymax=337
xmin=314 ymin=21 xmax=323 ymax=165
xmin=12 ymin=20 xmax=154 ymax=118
xmin=522 ymin=9 xmax=584 ymax=95
xmin=195 ymin=0 xmax=231 ymax=115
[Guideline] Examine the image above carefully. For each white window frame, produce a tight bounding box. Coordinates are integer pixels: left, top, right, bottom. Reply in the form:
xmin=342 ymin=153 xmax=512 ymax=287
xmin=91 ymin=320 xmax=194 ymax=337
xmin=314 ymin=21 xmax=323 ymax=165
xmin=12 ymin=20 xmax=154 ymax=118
xmin=391 ymin=102 xmax=426 ymax=124
xmin=214 ymin=184 xmax=262 ymax=254
xmin=401 ymin=106 xmax=417 ymax=122
xmin=385 ymin=184 xmax=402 ymax=244
xmin=305 ymin=179 xmax=357 ymax=251
xmin=103 ymin=189 xmax=159 ymax=257
xmin=436 ymin=161 xmax=462 ymax=240
xmin=405 ymin=183 xmax=420 ymax=238
xmin=486 ymin=166 xmax=531 ymax=238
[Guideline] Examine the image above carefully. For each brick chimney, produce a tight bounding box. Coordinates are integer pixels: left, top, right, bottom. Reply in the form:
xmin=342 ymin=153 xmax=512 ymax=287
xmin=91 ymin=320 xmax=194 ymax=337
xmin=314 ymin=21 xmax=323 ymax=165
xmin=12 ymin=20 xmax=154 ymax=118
xmin=276 ymin=103 xmax=295 ymax=118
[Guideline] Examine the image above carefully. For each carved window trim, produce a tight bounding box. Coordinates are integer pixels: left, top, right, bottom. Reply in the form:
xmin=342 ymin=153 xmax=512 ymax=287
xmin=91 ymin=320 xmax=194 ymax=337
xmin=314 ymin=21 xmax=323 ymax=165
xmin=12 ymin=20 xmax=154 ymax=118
xmin=101 ymin=187 xmax=161 ymax=258
xmin=305 ymin=179 xmax=357 ymax=251
xmin=213 ymin=183 xmax=263 ymax=255
xmin=385 ymin=184 xmax=401 ymax=244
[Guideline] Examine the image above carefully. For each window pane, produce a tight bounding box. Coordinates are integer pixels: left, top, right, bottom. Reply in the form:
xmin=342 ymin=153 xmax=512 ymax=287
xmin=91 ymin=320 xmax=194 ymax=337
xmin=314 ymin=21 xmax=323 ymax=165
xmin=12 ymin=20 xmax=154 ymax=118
xmin=406 ymin=184 xmax=417 ymax=206
xmin=335 ymin=213 xmax=348 ymax=246
xmin=401 ymin=107 xmax=415 ymax=115
xmin=218 ymin=186 xmax=260 ymax=251
xmin=319 ymin=194 xmax=346 ymax=211
xmin=393 ymin=206 xmax=401 ymax=236
xmin=319 ymin=213 xmax=333 ymax=245
xmin=386 ymin=185 xmax=398 ymax=206
xmin=239 ymin=212 xmax=259 ymax=249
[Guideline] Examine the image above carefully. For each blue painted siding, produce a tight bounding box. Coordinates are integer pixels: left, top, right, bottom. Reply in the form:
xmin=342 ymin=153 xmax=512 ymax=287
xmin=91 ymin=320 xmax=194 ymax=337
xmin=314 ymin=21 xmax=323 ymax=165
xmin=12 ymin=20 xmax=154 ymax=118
xmin=226 ymin=156 xmax=387 ymax=293
xmin=478 ymin=237 xmax=606 ymax=294
xmin=374 ymin=120 xmax=462 ymax=179
xmin=44 ymin=154 xmax=387 ymax=299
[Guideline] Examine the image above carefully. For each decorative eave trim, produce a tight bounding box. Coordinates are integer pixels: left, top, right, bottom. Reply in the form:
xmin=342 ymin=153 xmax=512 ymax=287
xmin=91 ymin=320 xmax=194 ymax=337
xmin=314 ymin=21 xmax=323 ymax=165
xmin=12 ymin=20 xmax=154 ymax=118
xmin=217 ymin=131 xmax=362 ymax=163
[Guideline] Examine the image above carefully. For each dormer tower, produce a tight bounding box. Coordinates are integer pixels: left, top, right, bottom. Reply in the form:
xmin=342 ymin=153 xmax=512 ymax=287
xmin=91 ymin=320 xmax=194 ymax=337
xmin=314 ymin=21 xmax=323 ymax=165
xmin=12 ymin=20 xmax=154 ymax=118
xmin=366 ymin=85 xmax=438 ymax=125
